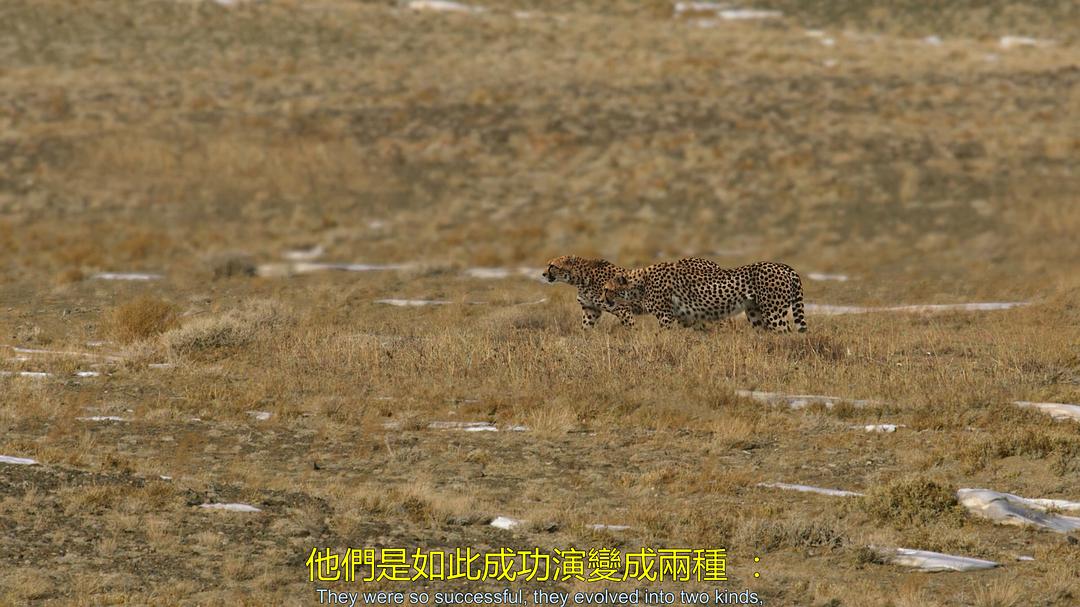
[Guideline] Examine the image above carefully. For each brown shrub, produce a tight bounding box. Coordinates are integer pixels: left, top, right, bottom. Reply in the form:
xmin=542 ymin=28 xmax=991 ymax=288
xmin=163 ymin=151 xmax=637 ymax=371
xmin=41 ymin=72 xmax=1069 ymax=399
xmin=857 ymin=476 xmax=966 ymax=528
xmin=108 ymin=296 xmax=178 ymax=343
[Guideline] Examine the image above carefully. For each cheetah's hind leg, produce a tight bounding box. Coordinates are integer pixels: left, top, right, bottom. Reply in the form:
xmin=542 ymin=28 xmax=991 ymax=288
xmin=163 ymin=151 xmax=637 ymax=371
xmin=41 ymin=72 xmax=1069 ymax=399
xmin=762 ymin=306 xmax=792 ymax=333
xmin=791 ymin=296 xmax=807 ymax=333
xmin=745 ymin=302 xmax=765 ymax=331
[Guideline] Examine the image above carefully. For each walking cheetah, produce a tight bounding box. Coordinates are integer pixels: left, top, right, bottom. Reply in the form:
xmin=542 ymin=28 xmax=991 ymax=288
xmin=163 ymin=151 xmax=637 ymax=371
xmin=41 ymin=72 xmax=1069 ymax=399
xmin=602 ymin=258 xmax=807 ymax=332
xmin=542 ymin=255 xmax=644 ymax=329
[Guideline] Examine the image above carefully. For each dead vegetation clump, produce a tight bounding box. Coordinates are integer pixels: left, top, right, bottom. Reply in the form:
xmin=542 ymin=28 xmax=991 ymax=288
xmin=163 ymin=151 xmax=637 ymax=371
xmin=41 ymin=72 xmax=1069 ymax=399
xmin=208 ymin=252 xmax=257 ymax=280
xmin=734 ymin=516 xmax=847 ymax=551
xmin=107 ymin=296 xmax=179 ymax=344
xmin=766 ymin=333 xmax=848 ymax=363
xmin=857 ymin=476 xmax=966 ymax=528
xmin=330 ymin=482 xmax=484 ymax=535
xmin=162 ymin=299 xmax=290 ymax=358
xmin=960 ymin=429 xmax=1080 ymax=476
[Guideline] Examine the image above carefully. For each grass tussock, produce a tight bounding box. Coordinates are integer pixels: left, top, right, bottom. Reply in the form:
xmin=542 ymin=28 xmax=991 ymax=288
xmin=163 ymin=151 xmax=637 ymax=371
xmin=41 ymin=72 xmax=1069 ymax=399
xmin=208 ymin=252 xmax=257 ymax=280
xmin=330 ymin=481 xmax=484 ymax=534
xmin=734 ymin=516 xmax=848 ymax=551
xmin=108 ymin=296 xmax=178 ymax=344
xmin=960 ymin=429 xmax=1080 ymax=475
xmin=766 ymin=333 xmax=849 ymax=363
xmin=162 ymin=299 xmax=290 ymax=358
xmin=857 ymin=476 xmax=966 ymax=528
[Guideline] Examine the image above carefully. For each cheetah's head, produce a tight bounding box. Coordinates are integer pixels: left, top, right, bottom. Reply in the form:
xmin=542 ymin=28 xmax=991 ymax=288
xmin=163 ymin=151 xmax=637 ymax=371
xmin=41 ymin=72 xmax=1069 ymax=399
xmin=542 ymin=255 xmax=579 ymax=285
xmin=602 ymin=273 xmax=641 ymax=308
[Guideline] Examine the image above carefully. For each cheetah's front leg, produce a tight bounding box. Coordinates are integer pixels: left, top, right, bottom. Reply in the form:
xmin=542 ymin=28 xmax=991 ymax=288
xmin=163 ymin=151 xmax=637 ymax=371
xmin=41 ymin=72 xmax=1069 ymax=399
xmin=655 ymin=311 xmax=678 ymax=329
xmin=614 ymin=307 xmax=636 ymax=328
xmin=580 ymin=305 xmax=603 ymax=329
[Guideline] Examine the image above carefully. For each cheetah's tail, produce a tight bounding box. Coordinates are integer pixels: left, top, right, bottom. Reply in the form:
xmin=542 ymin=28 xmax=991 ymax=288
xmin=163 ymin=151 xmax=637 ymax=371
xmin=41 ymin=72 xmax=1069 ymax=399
xmin=791 ymin=272 xmax=808 ymax=333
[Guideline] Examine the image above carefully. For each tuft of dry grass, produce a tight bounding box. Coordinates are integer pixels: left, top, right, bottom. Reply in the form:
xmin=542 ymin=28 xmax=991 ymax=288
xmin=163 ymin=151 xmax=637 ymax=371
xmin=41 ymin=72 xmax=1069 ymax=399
xmin=734 ymin=516 xmax=848 ymax=552
xmin=971 ymin=579 xmax=1024 ymax=607
xmin=857 ymin=476 xmax=967 ymax=528
xmin=960 ymin=429 xmax=1080 ymax=475
xmin=108 ymin=296 xmax=179 ymax=344
xmin=208 ymin=252 xmax=257 ymax=280
xmin=162 ymin=299 xmax=290 ymax=358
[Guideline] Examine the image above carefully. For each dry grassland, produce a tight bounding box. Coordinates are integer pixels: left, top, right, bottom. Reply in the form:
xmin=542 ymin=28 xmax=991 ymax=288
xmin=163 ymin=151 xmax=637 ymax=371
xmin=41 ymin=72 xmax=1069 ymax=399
xmin=1 ymin=0 xmax=1078 ymax=605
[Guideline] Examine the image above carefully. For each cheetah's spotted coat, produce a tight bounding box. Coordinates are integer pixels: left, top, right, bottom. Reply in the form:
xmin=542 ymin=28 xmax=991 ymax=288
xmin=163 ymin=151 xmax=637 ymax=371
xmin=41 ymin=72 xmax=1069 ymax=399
xmin=603 ymin=258 xmax=807 ymax=332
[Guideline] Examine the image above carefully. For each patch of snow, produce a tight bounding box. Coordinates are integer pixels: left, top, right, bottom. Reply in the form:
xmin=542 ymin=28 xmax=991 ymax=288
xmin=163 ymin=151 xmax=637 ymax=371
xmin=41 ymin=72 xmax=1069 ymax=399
xmin=376 ymin=299 xmax=453 ymax=307
xmin=199 ymin=503 xmax=262 ymax=513
xmin=999 ymin=36 xmax=1052 ymax=49
xmin=427 ymin=421 xmax=528 ymax=432
xmin=407 ymin=1 xmax=485 ymax=14
xmin=736 ymin=389 xmax=879 ymax=409
xmin=465 ymin=267 xmax=545 ymax=281
xmin=674 ymin=2 xmax=727 ymax=12
xmin=674 ymin=1 xmax=728 ymax=15
xmin=804 ymin=304 xmax=870 ymax=315
xmin=92 ymin=272 xmax=162 ymax=281
xmin=718 ymin=9 xmax=782 ymax=20
xmin=957 ymin=488 xmax=1080 ymax=534
xmin=76 ymin=416 xmax=129 ymax=422
xmin=588 ymin=524 xmax=631 ymax=531
xmin=0 ymin=370 xmax=52 ymax=378
xmin=7 ymin=346 xmax=119 ymax=361
xmin=75 ymin=371 xmax=101 ymax=378
xmin=429 ymin=421 xmax=497 ymax=432
xmin=805 ymin=302 xmax=1029 ymax=315
xmin=1017 ymin=555 xmax=1035 ymax=562
xmin=282 ymin=245 xmax=325 ymax=261
xmin=883 ymin=547 xmax=998 ymax=572
xmin=923 ymin=35 xmax=943 ymax=46
xmin=257 ymin=261 xmax=414 ymax=277
xmin=757 ymin=482 xmax=863 ymax=497
xmin=490 ymin=516 xmax=522 ymax=530
xmin=160 ymin=475 xmax=173 ymax=481
xmin=0 ymin=455 xmax=38 ymax=465
xmin=248 ymin=411 xmax=272 ymax=421
xmin=806 ymin=273 xmax=849 ymax=282
xmin=854 ymin=424 xmax=903 ymax=433
xmin=1014 ymin=401 xmax=1080 ymax=422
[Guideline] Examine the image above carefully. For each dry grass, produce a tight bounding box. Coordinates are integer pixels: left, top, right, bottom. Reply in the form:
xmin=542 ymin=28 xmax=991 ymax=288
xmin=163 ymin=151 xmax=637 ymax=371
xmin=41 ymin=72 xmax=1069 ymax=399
xmin=108 ymin=296 xmax=179 ymax=344
xmin=161 ymin=299 xmax=291 ymax=358
xmin=0 ymin=0 xmax=1078 ymax=605
xmin=857 ymin=476 xmax=967 ymax=528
